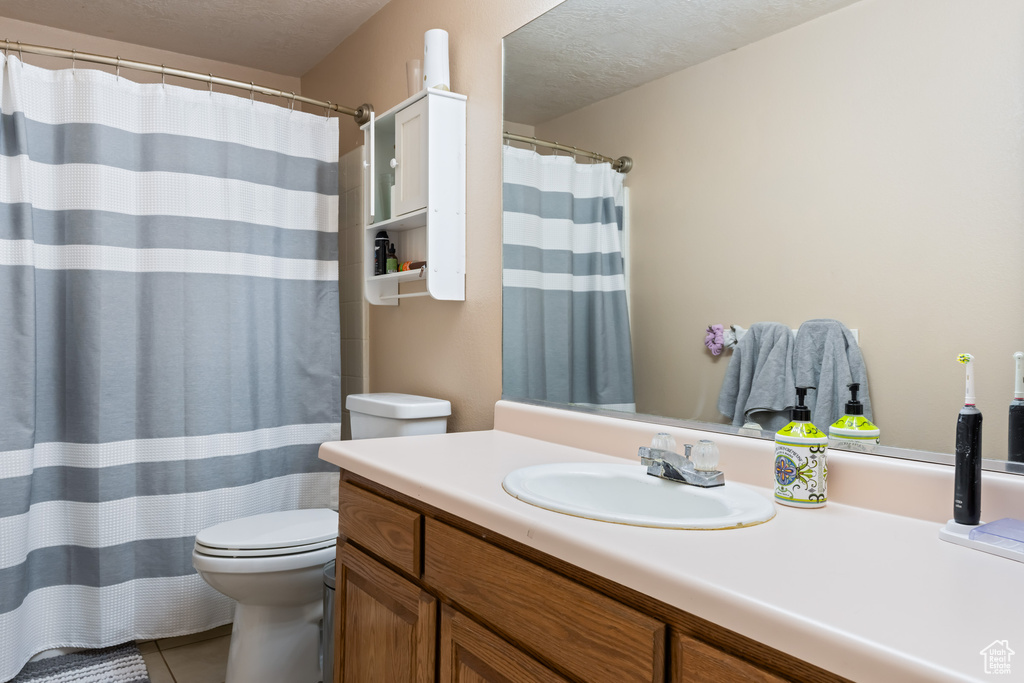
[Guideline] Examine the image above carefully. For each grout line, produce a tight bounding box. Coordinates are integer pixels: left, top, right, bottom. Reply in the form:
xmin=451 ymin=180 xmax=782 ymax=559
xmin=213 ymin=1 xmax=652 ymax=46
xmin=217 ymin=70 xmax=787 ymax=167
xmin=160 ymin=650 xmax=178 ymax=683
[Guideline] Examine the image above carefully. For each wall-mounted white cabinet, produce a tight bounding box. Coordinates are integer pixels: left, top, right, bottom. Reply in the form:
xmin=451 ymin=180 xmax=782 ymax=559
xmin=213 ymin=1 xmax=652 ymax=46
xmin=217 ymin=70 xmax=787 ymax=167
xmin=362 ymin=88 xmax=466 ymax=305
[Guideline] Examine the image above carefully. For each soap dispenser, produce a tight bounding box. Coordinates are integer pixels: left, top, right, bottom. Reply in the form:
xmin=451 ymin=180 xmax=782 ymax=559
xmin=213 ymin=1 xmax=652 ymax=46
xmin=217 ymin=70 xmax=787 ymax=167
xmin=828 ymin=383 xmax=880 ymax=453
xmin=774 ymin=387 xmax=828 ymax=508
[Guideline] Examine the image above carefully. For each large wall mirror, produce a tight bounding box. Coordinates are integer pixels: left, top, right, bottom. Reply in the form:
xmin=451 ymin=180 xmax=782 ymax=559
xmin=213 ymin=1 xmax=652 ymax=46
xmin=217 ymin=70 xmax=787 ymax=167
xmin=502 ymin=0 xmax=1024 ymax=468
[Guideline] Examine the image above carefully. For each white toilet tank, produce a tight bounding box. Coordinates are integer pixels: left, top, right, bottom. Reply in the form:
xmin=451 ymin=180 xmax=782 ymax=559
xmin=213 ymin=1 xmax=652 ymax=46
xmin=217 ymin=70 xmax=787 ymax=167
xmin=346 ymin=393 xmax=451 ymax=440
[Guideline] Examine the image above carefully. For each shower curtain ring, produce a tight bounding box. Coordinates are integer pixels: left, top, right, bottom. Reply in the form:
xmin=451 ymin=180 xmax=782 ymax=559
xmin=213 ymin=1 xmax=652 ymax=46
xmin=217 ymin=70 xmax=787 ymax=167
xmin=17 ymin=41 xmax=23 ymax=62
xmin=161 ymin=65 xmax=166 ymax=87
xmin=3 ymin=39 xmax=8 ymax=57
xmin=115 ymin=56 xmax=120 ymax=80
xmin=571 ymin=146 xmax=578 ymax=160
xmin=325 ymin=101 xmax=332 ymax=120
xmin=250 ymin=82 xmax=255 ymax=103
xmin=530 ymin=136 xmax=537 ymax=152
xmin=289 ymin=92 xmax=296 ymax=111
xmin=208 ymin=74 xmax=213 ymax=95
xmin=71 ymin=49 xmax=76 ymax=73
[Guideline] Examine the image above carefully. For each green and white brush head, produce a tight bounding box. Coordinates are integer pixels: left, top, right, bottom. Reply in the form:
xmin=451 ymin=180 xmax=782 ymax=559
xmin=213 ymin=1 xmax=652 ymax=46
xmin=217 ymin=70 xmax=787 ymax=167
xmin=958 ymin=353 xmax=976 ymax=406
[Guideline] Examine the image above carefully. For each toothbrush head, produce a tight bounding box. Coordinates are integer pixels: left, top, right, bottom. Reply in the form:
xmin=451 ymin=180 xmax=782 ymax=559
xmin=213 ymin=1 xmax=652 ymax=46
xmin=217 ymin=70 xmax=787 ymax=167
xmin=957 ymin=353 xmax=974 ymax=365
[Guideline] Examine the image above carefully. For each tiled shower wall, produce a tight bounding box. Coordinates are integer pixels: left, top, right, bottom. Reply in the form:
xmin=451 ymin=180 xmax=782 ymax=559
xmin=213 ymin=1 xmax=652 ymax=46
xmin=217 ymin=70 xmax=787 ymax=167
xmin=339 ymin=146 xmax=368 ymax=440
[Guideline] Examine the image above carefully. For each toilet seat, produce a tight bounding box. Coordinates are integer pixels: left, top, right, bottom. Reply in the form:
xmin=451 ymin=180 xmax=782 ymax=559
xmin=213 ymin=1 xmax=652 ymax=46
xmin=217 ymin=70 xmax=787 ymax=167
xmin=194 ymin=509 xmax=338 ymax=558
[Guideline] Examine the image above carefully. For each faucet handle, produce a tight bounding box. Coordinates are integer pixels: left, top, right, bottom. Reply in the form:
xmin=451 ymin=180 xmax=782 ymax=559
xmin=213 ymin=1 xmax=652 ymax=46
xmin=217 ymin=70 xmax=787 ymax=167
xmin=692 ymin=439 xmax=720 ymax=472
xmin=651 ymin=432 xmax=676 ymax=452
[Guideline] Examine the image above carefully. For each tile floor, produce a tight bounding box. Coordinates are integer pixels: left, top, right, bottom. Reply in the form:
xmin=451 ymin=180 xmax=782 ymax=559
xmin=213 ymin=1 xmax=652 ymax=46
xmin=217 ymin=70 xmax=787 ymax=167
xmin=138 ymin=624 xmax=232 ymax=683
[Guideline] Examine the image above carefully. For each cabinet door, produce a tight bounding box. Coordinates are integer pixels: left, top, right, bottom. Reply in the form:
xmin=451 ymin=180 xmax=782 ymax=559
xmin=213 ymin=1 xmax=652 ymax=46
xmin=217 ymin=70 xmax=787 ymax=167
xmin=440 ymin=605 xmax=570 ymax=683
xmin=336 ymin=543 xmax=435 ymax=683
xmin=393 ymin=97 xmax=429 ymax=216
xmin=672 ymin=633 xmax=789 ymax=683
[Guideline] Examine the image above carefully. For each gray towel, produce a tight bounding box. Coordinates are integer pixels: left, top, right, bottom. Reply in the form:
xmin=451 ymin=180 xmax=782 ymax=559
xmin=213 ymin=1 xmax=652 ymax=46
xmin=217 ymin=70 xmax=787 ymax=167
xmin=793 ymin=319 xmax=871 ymax=431
xmin=717 ymin=322 xmax=796 ymax=432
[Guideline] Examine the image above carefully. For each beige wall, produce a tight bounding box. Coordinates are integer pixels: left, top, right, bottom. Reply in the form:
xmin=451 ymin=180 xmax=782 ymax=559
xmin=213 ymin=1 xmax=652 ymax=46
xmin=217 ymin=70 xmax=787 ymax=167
xmin=0 ymin=16 xmax=300 ymax=97
xmin=302 ymin=0 xmax=561 ymax=433
xmin=535 ymin=0 xmax=1024 ymax=459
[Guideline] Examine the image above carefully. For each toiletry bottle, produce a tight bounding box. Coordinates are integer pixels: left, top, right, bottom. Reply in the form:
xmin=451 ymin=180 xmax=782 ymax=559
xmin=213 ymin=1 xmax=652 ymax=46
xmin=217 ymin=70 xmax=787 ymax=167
xmin=374 ymin=231 xmax=390 ymax=276
xmin=774 ymin=387 xmax=828 ymax=508
xmin=1009 ymin=352 xmax=1024 ymax=463
xmin=954 ymin=353 xmax=982 ymax=525
xmin=828 ymin=383 xmax=880 ymax=452
xmin=386 ymin=244 xmax=399 ymax=274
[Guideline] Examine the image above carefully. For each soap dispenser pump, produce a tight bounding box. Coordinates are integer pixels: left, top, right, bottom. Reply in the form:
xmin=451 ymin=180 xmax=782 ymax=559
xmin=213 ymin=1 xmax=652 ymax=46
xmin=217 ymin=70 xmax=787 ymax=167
xmin=828 ymin=383 xmax=880 ymax=453
xmin=774 ymin=387 xmax=829 ymax=508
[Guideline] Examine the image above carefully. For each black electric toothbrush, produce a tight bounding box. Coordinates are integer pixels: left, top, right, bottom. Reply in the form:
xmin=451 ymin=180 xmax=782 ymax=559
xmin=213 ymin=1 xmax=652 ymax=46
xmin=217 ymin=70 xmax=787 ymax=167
xmin=1009 ymin=352 xmax=1024 ymax=463
xmin=954 ymin=353 xmax=982 ymax=525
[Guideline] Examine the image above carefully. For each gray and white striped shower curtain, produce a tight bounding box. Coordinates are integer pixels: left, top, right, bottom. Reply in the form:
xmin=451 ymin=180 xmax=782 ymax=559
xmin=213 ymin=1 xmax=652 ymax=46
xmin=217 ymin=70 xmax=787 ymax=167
xmin=0 ymin=55 xmax=340 ymax=679
xmin=502 ymin=146 xmax=635 ymax=411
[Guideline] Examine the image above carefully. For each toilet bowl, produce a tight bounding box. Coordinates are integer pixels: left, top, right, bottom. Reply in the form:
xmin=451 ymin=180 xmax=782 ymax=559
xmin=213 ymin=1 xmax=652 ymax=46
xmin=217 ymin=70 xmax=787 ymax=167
xmin=192 ymin=393 xmax=451 ymax=683
xmin=192 ymin=509 xmax=338 ymax=683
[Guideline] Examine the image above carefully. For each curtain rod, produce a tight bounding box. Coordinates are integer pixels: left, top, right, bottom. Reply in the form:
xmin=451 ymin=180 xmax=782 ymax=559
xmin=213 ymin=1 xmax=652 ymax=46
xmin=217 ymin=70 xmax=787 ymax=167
xmin=503 ymin=131 xmax=632 ymax=173
xmin=1 ymin=39 xmax=374 ymax=125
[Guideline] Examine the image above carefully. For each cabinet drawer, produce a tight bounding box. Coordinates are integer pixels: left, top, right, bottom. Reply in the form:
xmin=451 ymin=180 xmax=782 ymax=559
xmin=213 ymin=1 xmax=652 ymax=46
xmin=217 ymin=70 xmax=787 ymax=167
xmin=673 ymin=633 xmax=788 ymax=682
xmin=338 ymin=480 xmax=422 ymax=575
xmin=424 ymin=519 xmax=665 ymax=683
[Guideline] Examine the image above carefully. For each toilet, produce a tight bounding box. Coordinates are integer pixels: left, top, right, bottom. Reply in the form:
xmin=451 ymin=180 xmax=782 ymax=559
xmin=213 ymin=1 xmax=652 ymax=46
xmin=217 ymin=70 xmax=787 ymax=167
xmin=192 ymin=393 xmax=451 ymax=683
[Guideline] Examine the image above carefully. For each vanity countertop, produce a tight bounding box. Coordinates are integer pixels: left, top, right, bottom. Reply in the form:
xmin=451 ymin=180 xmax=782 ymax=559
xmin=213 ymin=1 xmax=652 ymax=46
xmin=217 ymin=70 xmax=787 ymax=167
xmin=320 ymin=415 xmax=1024 ymax=682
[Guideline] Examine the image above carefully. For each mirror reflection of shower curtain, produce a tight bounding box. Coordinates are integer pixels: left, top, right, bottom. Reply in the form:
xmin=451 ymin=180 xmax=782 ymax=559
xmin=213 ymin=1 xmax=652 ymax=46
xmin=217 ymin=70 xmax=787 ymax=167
xmin=502 ymin=146 xmax=635 ymax=411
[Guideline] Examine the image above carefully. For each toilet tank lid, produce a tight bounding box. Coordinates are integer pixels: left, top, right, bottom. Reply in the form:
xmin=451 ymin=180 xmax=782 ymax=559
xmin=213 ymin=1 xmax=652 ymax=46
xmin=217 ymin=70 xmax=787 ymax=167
xmin=195 ymin=509 xmax=338 ymax=551
xmin=346 ymin=392 xmax=451 ymax=419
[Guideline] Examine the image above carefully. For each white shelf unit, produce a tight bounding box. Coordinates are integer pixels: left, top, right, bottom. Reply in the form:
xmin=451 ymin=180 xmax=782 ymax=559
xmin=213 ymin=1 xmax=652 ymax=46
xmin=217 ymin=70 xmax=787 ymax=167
xmin=361 ymin=88 xmax=466 ymax=305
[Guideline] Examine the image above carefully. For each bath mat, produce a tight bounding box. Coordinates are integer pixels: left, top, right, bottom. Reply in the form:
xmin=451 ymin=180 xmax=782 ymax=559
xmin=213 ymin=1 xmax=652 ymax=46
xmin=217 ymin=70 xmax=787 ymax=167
xmin=10 ymin=643 xmax=149 ymax=683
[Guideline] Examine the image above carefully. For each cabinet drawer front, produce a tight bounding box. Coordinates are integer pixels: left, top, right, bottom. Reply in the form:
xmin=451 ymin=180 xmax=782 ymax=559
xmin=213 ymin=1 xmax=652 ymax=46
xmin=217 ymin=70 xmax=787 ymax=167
xmin=673 ymin=634 xmax=789 ymax=682
xmin=425 ymin=519 xmax=665 ymax=683
xmin=339 ymin=480 xmax=422 ymax=575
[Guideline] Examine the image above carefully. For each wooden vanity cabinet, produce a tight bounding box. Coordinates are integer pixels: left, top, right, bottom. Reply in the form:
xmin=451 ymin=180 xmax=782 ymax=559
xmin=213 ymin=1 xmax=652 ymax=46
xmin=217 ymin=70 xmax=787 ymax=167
xmin=336 ymin=473 xmax=848 ymax=683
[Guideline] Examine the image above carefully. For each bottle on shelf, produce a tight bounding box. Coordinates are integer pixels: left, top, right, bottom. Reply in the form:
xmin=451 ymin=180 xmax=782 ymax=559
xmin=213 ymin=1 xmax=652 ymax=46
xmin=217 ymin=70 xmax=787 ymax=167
xmin=374 ymin=231 xmax=390 ymax=276
xmin=386 ymin=244 xmax=399 ymax=274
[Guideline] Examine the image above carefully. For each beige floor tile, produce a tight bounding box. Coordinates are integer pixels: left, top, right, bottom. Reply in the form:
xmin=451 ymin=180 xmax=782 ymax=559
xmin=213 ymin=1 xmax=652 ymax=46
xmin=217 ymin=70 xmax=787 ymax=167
xmin=136 ymin=640 xmax=159 ymax=655
xmin=160 ymin=634 xmax=231 ymax=683
xmin=157 ymin=624 xmax=232 ymax=651
xmin=142 ymin=651 xmax=176 ymax=683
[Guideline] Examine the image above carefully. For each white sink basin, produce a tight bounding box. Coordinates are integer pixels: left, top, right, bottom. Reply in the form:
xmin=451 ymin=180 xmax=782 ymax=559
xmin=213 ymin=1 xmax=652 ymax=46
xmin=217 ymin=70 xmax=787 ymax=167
xmin=502 ymin=462 xmax=775 ymax=530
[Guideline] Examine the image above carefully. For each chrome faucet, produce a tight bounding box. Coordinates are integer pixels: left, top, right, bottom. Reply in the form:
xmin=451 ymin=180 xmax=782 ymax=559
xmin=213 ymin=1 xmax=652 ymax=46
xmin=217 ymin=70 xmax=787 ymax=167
xmin=639 ymin=439 xmax=725 ymax=488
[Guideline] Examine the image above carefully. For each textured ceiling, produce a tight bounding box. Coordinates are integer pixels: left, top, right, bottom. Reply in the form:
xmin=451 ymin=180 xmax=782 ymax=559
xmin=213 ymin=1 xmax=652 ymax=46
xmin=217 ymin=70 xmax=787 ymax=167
xmin=504 ymin=0 xmax=863 ymax=125
xmin=0 ymin=0 xmax=391 ymax=76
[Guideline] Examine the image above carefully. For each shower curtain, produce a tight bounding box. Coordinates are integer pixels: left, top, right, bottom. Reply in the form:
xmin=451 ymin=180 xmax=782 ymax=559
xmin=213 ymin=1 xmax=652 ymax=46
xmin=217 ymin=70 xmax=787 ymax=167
xmin=0 ymin=55 xmax=340 ymax=680
xmin=502 ymin=145 xmax=635 ymax=411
